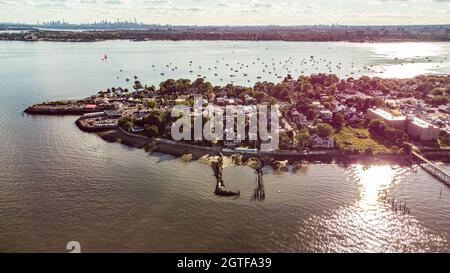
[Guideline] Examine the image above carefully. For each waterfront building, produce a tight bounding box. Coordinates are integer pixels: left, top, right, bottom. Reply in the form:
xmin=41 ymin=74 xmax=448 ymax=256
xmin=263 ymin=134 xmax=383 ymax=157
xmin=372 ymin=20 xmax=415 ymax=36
xmin=367 ymin=108 xmax=441 ymax=141
xmin=406 ymin=115 xmax=441 ymax=141
xmin=367 ymin=108 xmax=407 ymax=129
xmin=310 ymin=134 xmax=335 ymax=149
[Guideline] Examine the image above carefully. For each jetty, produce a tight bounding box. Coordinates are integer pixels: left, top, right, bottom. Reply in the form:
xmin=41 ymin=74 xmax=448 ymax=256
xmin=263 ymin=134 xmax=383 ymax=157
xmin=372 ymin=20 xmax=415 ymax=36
xmin=213 ymin=153 xmax=240 ymax=197
xmin=252 ymin=156 xmax=265 ymax=201
xmin=412 ymin=151 xmax=450 ymax=186
xmin=24 ymin=103 xmax=108 ymax=115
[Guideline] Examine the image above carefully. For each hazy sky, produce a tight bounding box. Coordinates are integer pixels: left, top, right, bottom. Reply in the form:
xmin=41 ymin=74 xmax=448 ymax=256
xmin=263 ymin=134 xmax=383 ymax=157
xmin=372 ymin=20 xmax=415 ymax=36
xmin=1 ymin=0 xmax=449 ymax=25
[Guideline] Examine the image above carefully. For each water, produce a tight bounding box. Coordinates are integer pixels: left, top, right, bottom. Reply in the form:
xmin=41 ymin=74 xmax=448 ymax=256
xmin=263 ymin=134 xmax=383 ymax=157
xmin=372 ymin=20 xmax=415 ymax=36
xmin=0 ymin=41 xmax=449 ymax=252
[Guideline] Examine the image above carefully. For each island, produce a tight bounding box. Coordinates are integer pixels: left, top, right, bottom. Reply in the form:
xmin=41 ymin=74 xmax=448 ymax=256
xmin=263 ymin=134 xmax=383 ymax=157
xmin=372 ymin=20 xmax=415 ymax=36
xmin=25 ymin=74 xmax=450 ymax=172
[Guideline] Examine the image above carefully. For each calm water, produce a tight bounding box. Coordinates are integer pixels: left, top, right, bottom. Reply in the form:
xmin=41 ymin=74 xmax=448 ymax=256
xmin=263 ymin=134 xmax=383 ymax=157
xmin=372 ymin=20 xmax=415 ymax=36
xmin=0 ymin=41 xmax=449 ymax=253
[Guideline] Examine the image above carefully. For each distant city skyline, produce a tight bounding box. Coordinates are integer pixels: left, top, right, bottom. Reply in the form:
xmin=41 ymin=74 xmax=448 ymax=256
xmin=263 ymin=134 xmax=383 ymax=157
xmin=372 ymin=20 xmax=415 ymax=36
xmin=1 ymin=0 xmax=449 ymax=26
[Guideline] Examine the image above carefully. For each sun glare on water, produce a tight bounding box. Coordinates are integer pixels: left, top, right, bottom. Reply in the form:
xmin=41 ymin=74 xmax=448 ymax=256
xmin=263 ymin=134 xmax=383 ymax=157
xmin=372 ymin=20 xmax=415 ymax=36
xmin=356 ymin=165 xmax=396 ymax=210
xmin=299 ymin=165 xmax=447 ymax=252
xmin=371 ymin=43 xmax=442 ymax=59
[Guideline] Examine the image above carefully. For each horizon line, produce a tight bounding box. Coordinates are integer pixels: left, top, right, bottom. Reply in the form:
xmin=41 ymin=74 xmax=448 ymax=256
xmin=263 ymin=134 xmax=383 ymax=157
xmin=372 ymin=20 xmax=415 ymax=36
xmin=1 ymin=21 xmax=450 ymax=28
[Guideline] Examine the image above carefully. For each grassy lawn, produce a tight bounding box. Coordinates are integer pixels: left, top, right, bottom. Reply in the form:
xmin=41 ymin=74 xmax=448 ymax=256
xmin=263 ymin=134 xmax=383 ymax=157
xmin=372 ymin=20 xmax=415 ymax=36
xmin=333 ymin=126 xmax=394 ymax=154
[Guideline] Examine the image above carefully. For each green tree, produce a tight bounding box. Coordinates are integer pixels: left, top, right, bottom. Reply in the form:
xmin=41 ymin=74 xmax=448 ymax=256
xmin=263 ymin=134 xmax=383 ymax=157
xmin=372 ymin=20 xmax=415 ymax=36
xmin=133 ymin=81 xmax=143 ymax=91
xmin=268 ymin=97 xmax=278 ymax=106
xmin=432 ymin=95 xmax=449 ymax=105
xmin=368 ymin=119 xmax=388 ymax=135
xmin=316 ymin=123 xmax=334 ymax=138
xmin=160 ymin=79 xmax=177 ymax=94
xmin=144 ymin=125 xmax=159 ymax=138
xmin=332 ymin=112 xmax=345 ymax=129
xmin=143 ymin=110 xmax=166 ymax=130
xmin=431 ymin=88 xmax=444 ymax=96
xmin=144 ymin=100 xmax=157 ymax=109
xmin=295 ymin=128 xmax=311 ymax=148
xmin=118 ymin=116 xmax=134 ymax=131
xmin=306 ymin=109 xmax=316 ymax=120
xmin=401 ymin=143 xmax=412 ymax=154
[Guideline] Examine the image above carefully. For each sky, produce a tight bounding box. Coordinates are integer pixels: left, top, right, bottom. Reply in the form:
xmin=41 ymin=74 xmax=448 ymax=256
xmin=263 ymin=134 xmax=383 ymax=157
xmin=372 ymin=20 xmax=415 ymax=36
xmin=0 ymin=0 xmax=449 ymax=26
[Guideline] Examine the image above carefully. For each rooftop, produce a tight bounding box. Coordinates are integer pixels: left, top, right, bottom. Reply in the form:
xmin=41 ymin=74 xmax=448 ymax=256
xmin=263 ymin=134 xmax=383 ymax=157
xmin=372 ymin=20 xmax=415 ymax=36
xmin=411 ymin=117 xmax=438 ymax=129
xmin=370 ymin=108 xmax=406 ymax=121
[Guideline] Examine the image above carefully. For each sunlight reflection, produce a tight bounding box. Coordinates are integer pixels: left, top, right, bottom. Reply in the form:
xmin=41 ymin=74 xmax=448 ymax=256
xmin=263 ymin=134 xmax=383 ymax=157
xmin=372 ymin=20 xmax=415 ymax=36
xmin=298 ymin=165 xmax=447 ymax=252
xmin=355 ymin=165 xmax=395 ymax=210
xmin=371 ymin=43 xmax=442 ymax=59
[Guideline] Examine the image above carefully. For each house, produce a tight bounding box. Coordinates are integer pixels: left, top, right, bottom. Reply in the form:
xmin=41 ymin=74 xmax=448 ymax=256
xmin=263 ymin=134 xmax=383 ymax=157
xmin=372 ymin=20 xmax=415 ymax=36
xmin=310 ymin=134 xmax=334 ymax=149
xmin=311 ymin=101 xmax=323 ymax=110
xmin=104 ymin=110 xmax=122 ymax=119
xmin=216 ymin=88 xmax=227 ymax=97
xmin=112 ymin=102 xmax=124 ymax=110
xmin=244 ymin=95 xmax=257 ymax=105
xmin=216 ymin=97 xmax=226 ymax=106
xmin=319 ymin=110 xmax=333 ymax=121
xmin=336 ymin=104 xmax=347 ymax=112
xmin=292 ymin=110 xmax=310 ymax=128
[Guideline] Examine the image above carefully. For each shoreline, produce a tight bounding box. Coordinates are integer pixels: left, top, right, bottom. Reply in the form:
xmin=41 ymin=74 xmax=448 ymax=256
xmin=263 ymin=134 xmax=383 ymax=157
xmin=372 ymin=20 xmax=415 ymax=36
xmin=100 ymin=127 xmax=428 ymax=166
xmin=2 ymin=26 xmax=449 ymax=43
xmin=24 ymin=106 xmax=107 ymax=116
xmin=25 ymin=107 xmax=450 ymax=165
xmin=3 ymin=37 xmax=450 ymax=43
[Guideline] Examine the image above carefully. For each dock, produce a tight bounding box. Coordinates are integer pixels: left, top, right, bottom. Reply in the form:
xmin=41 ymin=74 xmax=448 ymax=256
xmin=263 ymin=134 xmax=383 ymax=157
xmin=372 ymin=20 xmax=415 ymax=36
xmin=213 ymin=153 xmax=240 ymax=197
xmin=412 ymin=151 xmax=450 ymax=186
xmin=252 ymin=156 xmax=265 ymax=201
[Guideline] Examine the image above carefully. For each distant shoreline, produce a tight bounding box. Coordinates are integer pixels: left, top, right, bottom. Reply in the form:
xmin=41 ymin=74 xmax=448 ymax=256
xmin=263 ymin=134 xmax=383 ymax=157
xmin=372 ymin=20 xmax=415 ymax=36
xmin=1 ymin=27 xmax=449 ymax=43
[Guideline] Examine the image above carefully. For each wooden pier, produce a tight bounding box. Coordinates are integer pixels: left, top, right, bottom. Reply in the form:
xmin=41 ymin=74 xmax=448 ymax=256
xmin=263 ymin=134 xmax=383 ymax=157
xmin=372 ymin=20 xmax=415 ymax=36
xmin=412 ymin=151 xmax=450 ymax=186
xmin=252 ymin=157 xmax=265 ymax=201
xmin=213 ymin=153 xmax=240 ymax=197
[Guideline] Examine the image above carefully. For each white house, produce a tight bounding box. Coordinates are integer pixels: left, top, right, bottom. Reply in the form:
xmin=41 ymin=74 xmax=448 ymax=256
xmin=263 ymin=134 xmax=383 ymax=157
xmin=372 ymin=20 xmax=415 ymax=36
xmin=310 ymin=134 xmax=334 ymax=149
xmin=319 ymin=110 xmax=333 ymax=121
